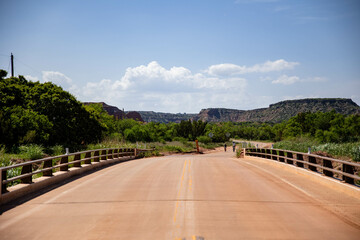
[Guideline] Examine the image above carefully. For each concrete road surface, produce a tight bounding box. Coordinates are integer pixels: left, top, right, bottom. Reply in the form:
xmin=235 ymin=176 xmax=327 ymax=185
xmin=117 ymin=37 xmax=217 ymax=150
xmin=1 ymin=151 xmax=360 ymax=240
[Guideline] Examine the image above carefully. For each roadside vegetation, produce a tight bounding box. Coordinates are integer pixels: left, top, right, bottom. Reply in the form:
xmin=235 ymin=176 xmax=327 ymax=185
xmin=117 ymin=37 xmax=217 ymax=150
xmin=1 ymin=70 xmax=360 ymax=169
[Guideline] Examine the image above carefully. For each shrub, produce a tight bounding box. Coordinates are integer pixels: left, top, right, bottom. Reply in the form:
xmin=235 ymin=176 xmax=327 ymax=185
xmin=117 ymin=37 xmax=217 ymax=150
xmin=19 ymin=144 xmax=45 ymax=160
xmin=49 ymin=145 xmax=64 ymax=156
xmin=197 ymin=136 xmax=211 ymax=144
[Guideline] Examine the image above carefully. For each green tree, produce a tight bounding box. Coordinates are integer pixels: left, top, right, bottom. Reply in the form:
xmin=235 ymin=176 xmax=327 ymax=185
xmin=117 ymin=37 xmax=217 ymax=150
xmin=0 ymin=71 xmax=103 ymax=149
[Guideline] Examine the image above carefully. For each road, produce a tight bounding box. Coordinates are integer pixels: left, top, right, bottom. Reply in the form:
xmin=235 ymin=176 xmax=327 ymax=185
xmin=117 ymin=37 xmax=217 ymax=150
xmin=1 ymin=151 xmax=360 ymax=239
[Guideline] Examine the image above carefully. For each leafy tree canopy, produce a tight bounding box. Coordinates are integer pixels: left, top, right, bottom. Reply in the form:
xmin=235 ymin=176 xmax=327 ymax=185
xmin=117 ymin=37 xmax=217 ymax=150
xmin=0 ymin=71 xmax=103 ymax=149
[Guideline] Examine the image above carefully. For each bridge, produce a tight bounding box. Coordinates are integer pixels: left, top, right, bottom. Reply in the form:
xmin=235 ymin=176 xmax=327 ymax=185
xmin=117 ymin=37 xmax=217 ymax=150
xmin=0 ymin=148 xmax=360 ymax=239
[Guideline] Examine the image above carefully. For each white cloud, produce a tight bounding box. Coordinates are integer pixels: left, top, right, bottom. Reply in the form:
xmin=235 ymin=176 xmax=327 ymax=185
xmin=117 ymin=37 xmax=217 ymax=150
xmin=36 ymin=60 xmax=327 ymax=113
xmin=24 ymin=75 xmax=39 ymax=82
xmin=206 ymin=59 xmax=299 ymax=76
xmin=306 ymin=77 xmax=327 ymax=82
xmin=272 ymin=75 xmax=327 ymax=85
xmin=75 ymin=61 xmax=248 ymax=112
xmin=42 ymin=71 xmax=73 ymax=86
xmin=272 ymin=75 xmax=300 ymax=85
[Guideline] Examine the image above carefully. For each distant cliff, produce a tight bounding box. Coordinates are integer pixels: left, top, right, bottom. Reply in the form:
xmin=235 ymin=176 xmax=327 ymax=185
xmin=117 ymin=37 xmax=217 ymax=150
xmin=194 ymin=98 xmax=360 ymax=123
xmin=125 ymin=111 xmax=144 ymax=122
xmin=84 ymin=98 xmax=360 ymax=123
xmin=83 ymin=102 xmax=126 ymax=119
xmin=84 ymin=102 xmax=143 ymax=121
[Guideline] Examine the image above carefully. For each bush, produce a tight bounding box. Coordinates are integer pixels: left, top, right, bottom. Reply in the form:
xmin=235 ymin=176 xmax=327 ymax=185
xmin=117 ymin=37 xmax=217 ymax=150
xmin=49 ymin=145 xmax=64 ymax=156
xmin=352 ymin=147 xmax=360 ymax=162
xmin=19 ymin=144 xmax=45 ymax=160
xmin=197 ymin=136 xmax=211 ymax=144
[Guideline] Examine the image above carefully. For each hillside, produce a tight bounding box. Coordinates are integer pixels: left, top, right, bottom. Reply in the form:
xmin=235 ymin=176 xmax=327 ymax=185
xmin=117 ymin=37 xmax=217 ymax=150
xmin=194 ymin=98 xmax=360 ymax=123
xmin=137 ymin=111 xmax=197 ymax=123
xmin=83 ymin=102 xmax=126 ymax=120
xmin=83 ymin=98 xmax=360 ymax=123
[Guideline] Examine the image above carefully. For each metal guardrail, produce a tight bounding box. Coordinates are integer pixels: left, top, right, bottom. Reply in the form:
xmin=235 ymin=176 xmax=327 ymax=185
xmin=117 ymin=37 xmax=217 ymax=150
xmin=0 ymin=147 xmax=152 ymax=195
xmin=245 ymin=148 xmax=360 ymax=186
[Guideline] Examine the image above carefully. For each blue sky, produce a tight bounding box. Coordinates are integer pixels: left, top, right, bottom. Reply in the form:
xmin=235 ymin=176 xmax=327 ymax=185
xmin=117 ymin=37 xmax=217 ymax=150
xmin=1 ymin=0 xmax=359 ymax=113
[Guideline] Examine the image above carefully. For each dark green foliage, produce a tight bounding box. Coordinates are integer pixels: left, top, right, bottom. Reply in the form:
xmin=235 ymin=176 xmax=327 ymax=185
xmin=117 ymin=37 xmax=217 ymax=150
xmin=175 ymin=120 xmax=207 ymax=141
xmin=223 ymin=112 xmax=360 ymax=144
xmin=0 ymin=71 xmax=103 ymax=149
xmin=84 ymin=103 xmax=118 ymax=137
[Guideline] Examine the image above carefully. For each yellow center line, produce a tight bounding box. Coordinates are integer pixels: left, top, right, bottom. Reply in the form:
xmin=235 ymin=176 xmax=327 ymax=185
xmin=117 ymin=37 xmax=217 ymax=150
xmin=174 ymin=159 xmax=188 ymax=223
xmin=188 ymin=160 xmax=192 ymax=191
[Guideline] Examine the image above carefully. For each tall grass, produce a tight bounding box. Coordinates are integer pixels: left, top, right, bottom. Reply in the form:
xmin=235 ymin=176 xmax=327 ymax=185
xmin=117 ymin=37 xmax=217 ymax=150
xmin=49 ymin=145 xmax=64 ymax=156
xmin=273 ymin=139 xmax=360 ymax=162
xmin=0 ymin=147 xmax=22 ymax=186
xmin=87 ymin=139 xmax=135 ymax=150
xmin=19 ymin=144 xmax=45 ymax=160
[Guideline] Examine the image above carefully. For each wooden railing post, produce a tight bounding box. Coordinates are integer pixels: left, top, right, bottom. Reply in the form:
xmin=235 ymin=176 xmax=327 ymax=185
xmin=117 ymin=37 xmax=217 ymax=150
xmin=296 ymin=153 xmax=304 ymax=168
xmin=21 ymin=164 xmax=32 ymax=184
xmin=342 ymin=163 xmax=355 ymax=184
xmin=286 ymin=152 xmax=294 ymax=165
xmin=271 ymin=149 xmax=278 ymax=161
xmin=1 ymin=169 xmax=7 ymax=193
xmin=60 ymin=156 xmax=69 ymax=171
xmin=113 ymin=149 xmax=119 ymax=159
xmin=308 ymin=156 xmax=317 ymax=172
xmin=94 ymin=150 xmax=100 ymax=162
xmin=84 ymin=152 xmax=91 ymax=164
xmin=101 ymin=150 xmax=107 ymax=161
xmin=261 ymin=149 xmax=265 ymax=158
xmin=322 ymin=159 xmax=334 ymax=177
xmin=279 ymin=151 xmax=285 ymax=162
xmin=73 ymin=153 xmax=81 ymax=167
xmin=266 ymin=149 xmax=271 ymax=159
xmin=107 ymin=149 xmax=113 ymax=160
xmin=43 ymin=159 xmax=53 ymax=176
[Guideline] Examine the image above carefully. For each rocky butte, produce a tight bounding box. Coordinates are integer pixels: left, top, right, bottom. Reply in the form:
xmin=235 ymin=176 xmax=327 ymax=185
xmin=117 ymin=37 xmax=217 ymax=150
xmin=193 ymin=98 xmax=360 ymax=123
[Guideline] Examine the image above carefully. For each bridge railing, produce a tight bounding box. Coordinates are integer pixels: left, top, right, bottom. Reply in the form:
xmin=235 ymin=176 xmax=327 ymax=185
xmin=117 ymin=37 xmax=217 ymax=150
xmin=245 ymin=148 xmax=360 ymax=186
xmin=1 ymin=147 xmax=152 ymax=195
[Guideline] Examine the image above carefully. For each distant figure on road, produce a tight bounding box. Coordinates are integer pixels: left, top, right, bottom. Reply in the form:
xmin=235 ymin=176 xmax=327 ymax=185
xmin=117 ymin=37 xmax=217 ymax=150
xmin=224 ymin=143 xmax=227 ymax=152
xmin=233 ymin=142 xmax=236 ymax=152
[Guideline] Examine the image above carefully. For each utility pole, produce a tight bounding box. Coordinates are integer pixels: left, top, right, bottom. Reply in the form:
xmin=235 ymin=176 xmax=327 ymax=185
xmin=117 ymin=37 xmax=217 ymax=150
xmin=11 ymin=53 xmax=14 ymax=77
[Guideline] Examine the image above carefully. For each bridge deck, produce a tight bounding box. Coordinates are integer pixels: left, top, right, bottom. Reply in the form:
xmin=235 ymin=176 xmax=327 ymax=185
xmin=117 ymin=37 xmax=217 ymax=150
xmin=0 ymin=151 xmax=359 ymax=239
